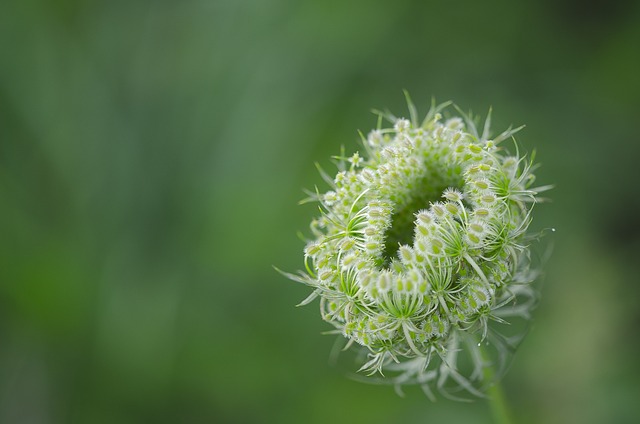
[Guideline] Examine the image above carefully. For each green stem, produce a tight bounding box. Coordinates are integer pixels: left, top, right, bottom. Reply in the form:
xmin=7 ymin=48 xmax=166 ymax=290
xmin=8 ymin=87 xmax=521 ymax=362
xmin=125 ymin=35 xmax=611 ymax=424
xmin=486 ymin=374 xmax=513 ymax=424
xmin=480 ymin=345 xmax=514 ymax=424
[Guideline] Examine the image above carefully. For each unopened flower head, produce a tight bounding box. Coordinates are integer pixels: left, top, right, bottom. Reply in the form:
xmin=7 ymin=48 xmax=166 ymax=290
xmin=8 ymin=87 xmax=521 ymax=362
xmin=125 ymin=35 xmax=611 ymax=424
xmin=281 ymin=96 xmax=551 ymax=398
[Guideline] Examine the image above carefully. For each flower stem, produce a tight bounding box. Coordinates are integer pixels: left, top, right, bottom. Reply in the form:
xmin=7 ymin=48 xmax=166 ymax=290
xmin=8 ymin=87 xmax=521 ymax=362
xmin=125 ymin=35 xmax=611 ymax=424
xmin=482 ymin=346 xmax=514 ymax=424
xmin=486 ymin=374 xmax=513 ymax=424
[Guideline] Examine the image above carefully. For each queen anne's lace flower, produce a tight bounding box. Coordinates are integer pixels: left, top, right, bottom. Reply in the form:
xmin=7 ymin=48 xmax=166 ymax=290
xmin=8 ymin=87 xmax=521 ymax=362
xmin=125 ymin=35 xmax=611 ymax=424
xmin=281 ymin=98 xmax=551 ymax=398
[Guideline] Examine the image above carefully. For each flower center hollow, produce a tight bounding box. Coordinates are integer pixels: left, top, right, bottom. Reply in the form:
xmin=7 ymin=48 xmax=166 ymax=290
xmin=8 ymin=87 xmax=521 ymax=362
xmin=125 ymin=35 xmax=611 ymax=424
xmin=381 ymin=176 xmax=463 ymax=266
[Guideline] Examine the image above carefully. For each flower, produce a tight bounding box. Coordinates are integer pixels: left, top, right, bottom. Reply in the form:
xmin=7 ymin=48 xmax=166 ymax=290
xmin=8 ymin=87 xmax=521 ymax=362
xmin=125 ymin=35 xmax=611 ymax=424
xmin=280 ymin=96 xmax=551 ymax=398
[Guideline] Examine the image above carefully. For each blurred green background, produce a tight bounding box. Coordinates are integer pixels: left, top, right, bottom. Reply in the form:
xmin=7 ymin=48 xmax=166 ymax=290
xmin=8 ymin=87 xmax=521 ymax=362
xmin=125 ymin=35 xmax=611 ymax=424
xmin=1 ymin=0 xmax=639 ymax=423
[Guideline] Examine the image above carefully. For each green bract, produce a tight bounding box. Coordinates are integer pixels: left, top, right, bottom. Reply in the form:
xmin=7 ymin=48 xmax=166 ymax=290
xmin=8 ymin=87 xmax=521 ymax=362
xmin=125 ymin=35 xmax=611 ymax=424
xmin=282 ymin=98 xmax=550 ymax=398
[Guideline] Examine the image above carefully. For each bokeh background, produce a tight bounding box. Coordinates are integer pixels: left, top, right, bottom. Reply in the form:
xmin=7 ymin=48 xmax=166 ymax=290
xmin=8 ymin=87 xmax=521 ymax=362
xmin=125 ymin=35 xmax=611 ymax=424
xmin=1 ymin=0 xmax=640 ymax=423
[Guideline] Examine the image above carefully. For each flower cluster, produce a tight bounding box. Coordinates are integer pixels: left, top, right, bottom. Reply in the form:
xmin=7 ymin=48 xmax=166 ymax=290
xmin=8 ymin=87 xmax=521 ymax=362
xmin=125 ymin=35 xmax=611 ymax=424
xmin=282 ymin=98 xmax=550 ymax=398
